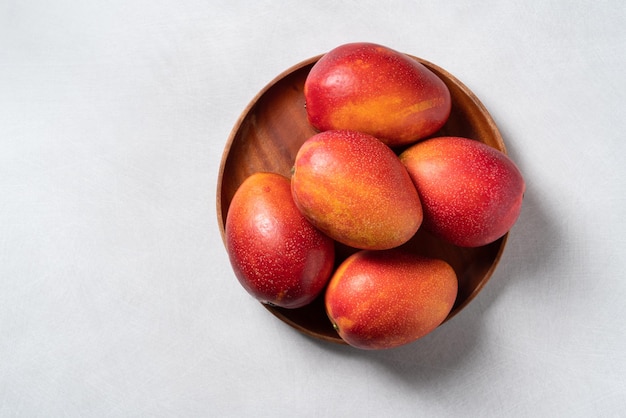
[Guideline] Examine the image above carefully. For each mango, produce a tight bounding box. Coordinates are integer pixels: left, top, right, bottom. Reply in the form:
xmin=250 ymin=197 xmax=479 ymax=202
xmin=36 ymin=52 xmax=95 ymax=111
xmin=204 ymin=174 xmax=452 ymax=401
xmin=400 ymin=136 xmax=525 ymax=247
xmin=304 ymin=42 xmax=451 ymax=147
xmin=325 ymin=249 xmax=458 ymax=350
xmin=291 ymin=130 xmax=422 ymax=250
xmin=225 ymin=172 xmax=335 ymax=308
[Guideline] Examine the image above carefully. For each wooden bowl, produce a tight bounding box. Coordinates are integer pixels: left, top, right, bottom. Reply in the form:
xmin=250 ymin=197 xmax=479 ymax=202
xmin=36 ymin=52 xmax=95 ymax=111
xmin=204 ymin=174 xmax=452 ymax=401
xmin=217 ymin=54 xmax=508 ymax=345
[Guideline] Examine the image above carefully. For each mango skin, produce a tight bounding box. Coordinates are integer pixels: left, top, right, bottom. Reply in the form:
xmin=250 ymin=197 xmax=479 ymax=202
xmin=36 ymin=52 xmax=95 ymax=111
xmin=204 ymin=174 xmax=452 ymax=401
xmin=225 ymin=172 xmax=335 ymax=309
xmin=400 ymin=136 xmax=526 ymax=247
xmin=304 ymin=42 xmax=451 ymax=147
xmin=291 ymin=130 xmax=423 ymax=250
xmin=325 ymin=249 xmax=458 ymax=350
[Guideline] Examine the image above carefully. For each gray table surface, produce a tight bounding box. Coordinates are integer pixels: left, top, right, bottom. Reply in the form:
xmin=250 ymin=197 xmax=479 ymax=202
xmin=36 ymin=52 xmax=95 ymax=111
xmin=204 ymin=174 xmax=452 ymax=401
xmin=2 ymin=1 xmax=625 ymax=416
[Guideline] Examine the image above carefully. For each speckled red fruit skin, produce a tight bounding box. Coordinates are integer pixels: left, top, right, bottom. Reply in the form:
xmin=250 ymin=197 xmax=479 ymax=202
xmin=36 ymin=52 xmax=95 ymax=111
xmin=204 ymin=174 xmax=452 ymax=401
xmin=325 ymin=249 xmax=458 ymax=350
xmin=291 ymin=130 xmax=423 ymax=250
xmin=225 ymin=172 xmax=335 ymax=309
xmin=304 ymin=42 xmax=451 ymax=148
xmin=400 ymin=136 xmax=526 ymax=247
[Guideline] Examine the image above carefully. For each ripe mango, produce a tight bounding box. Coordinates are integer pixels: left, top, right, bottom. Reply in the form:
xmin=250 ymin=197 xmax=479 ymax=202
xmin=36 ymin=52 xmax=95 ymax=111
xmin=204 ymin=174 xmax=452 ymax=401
xmin=225 ymin=172 xmax=335 ymax=308
xmin=304 ymin=42 xmax=451 ymax=147
xmin=400 ymin=136 xmax=525 ymax=247
xmin=325 ymin=249 xmax=458 ymax=350
xmin=291 ymin=130 xmax=422 ymax=250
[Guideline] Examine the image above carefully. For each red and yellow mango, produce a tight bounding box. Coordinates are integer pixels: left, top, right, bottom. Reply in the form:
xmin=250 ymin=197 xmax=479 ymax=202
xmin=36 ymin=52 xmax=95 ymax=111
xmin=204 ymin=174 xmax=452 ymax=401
xmin=291 ymin=130 xmax=423 ymax=250
xmin=304 ymin=42 xmax=451 ymax=147
xmin=225 ymin=172 xmax=335 ymax=308
xmin=400 ymin=136 xmax=525 ymax=247
xmin=325 ymin=249 xmax=458 ymax=350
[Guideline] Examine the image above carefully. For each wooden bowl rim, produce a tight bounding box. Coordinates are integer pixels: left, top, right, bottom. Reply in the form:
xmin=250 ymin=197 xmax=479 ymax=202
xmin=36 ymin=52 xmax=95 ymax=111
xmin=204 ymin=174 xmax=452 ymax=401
xmin=216 ymin=52 xmax=509 ymax=345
